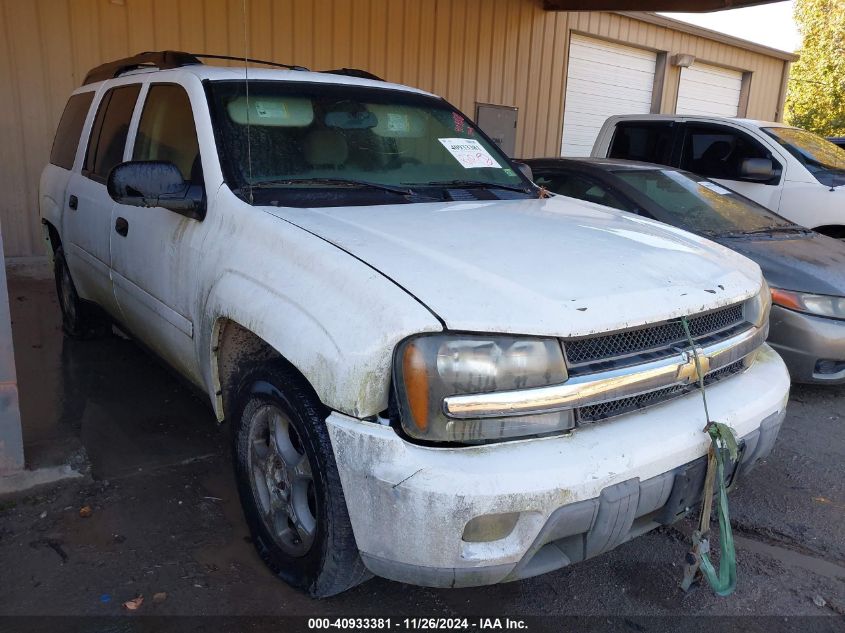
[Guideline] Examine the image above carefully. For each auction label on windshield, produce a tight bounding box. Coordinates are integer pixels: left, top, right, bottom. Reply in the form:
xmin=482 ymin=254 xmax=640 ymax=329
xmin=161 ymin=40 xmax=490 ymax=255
xmin=439 ymin=138 xmax=502 ymax=169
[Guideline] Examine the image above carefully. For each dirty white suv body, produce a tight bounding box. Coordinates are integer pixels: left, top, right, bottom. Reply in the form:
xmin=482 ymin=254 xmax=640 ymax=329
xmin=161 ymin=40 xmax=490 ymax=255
xmin=40 ymin=53 xmax=789 ymax=596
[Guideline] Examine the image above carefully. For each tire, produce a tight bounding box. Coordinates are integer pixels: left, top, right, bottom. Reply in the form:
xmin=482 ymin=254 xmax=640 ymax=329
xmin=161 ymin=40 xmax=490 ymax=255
xmin=54 ymin=247 xmax=104 ymax=339
xmin=232 ymin=361 xmax=371 ymax=597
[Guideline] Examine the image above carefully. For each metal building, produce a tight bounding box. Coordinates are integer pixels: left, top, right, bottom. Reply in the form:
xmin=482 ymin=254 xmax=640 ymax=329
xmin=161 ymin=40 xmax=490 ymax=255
xmin=0 ymin=1 xmax=796 ymax=260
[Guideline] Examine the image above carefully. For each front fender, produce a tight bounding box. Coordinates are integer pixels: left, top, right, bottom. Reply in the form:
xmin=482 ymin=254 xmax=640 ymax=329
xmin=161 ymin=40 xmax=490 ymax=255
xmin=201 ymin=262 xmax=440 ymax=421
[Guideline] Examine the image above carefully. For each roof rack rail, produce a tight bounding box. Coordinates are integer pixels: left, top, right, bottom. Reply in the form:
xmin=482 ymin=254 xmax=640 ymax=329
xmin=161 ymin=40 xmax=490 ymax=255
xmin=322 ymin=68 xmax=384 ymax=81
xmin=83 ymin=50 xmax=310 ymax=85
xmin=83 ymin=51 xmax=202 ymax=85
xmin=194 ymin=53 xmax=309 ymax=72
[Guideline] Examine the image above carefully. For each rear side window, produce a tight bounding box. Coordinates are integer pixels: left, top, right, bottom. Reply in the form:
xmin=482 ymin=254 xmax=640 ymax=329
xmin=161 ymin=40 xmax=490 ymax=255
xmin=133 ymin=84 xmax=201 ymax=183
xmin=608 ymin=123 xmax=674 ymax=165
xmin=50 ymin=92 xmax=95 ymax=170
xmin=84 ymin=84 xmax=141 ymax=182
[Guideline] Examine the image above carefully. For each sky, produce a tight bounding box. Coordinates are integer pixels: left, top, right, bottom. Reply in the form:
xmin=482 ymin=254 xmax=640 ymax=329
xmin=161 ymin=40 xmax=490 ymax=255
xmin=661 ymin=1 xmax=800 ymax=53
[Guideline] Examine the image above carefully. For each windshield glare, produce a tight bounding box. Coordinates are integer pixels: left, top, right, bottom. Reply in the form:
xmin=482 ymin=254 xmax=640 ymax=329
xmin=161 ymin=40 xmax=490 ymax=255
xmin=208 ymin=81 xmax=526 ymax=198
xmin=614 ymin=169 xmax=795 ymax=235
xmin=763 ymin=126 xmax=845 ymax=186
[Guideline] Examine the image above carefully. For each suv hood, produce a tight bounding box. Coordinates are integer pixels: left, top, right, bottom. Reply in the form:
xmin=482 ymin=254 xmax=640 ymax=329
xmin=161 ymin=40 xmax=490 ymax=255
xmin=269 ymin=198 xmax=762 ymax=337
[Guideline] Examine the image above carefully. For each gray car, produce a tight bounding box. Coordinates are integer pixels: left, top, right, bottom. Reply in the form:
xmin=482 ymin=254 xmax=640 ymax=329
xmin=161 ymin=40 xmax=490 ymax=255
xmin=523 ymin=157 xmax=845 ymax=384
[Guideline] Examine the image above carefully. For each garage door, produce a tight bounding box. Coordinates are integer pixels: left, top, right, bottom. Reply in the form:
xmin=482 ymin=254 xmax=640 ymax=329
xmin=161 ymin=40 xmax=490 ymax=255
xmin=561 ymin=35 xmax=657 ymax=156
xmin=676 ymin=63 xmax=743 ymax=117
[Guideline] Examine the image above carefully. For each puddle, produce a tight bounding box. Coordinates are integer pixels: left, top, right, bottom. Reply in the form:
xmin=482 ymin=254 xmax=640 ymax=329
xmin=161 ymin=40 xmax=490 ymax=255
xmin=8 ymin=276 xmax=226 ymax=478
xmin=734 ymin=534 xmax=845 ymax=581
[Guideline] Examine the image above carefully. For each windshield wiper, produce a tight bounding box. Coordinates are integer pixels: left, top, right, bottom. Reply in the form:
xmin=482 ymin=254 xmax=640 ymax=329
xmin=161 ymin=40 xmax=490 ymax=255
xmin=723 ymin=225 xmax=809 ymax=237
xmin=406 ymin=179 xmax=533 ymax=194
xmin=245 ymin=177 xmax=414 ymax=196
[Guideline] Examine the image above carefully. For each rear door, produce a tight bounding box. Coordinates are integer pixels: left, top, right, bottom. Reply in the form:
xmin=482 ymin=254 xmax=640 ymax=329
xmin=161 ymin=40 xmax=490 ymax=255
xmin=678 ymin=123 xmax=784 ymax=211
xmin=64 ymin=83 xmax=141 ymax=316
xmin=606 ymin=121 xmax=678 ymax=166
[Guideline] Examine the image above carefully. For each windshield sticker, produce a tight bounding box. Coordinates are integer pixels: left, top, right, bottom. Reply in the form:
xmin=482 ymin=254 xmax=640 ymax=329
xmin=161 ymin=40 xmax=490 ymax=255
xmin=438 ymin=138 xmax=502 ymax=169
xmin=698 ymin=181 xmax=732 ymax=195
xmin=503 ymin=168 xmax=515 ymax=176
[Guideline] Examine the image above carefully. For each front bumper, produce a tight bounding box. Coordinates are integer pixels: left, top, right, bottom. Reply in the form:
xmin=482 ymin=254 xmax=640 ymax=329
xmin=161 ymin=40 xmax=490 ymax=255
xmin=327 ymin=345 xmax=790 ymax=588
xmin=768 ymin=305 xmax=845 ymax=384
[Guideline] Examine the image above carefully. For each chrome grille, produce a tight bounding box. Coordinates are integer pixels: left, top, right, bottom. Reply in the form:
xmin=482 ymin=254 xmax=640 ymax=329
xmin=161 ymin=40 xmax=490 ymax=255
xmin=578 ymin=359 xmax=747 ymax=423
xmin=564 ymin=303 xmax=746 ymax=372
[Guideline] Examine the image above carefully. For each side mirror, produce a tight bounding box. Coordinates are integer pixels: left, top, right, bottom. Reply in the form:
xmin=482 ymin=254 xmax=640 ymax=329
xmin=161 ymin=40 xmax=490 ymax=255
xmin=512 ymin=161 xmax=533 ymax=182
xmin=740 ymin=158 xmax=775 ymax=181
xmin=107 ymin=161 xmax=205 ymax=220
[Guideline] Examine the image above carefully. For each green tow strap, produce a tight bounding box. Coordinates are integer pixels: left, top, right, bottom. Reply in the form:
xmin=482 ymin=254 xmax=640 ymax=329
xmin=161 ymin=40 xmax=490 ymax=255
xmin=678 ymin=316 xmax=739 ymax=597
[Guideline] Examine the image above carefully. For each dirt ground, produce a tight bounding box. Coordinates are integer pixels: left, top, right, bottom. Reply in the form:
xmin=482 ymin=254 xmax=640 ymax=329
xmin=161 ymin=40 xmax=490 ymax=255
xmin=1 ymin=274 xmax=844 ymax=630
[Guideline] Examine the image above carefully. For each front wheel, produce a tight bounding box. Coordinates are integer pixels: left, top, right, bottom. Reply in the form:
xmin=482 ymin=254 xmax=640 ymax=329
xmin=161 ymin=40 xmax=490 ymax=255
xmin=232 ymin=362 xmax=370 ymax=597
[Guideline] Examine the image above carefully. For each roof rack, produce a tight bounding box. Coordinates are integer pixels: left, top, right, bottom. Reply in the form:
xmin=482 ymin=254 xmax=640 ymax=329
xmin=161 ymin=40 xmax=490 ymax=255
xmin=194 ymin=53 xmax=309 ymax=72
xmin=83 ymin=51 xmax=202 ymax=85
xmin=83 ymin=50 xmax=382 ymax=85
xmin=321 ymin=68 xmax=384 ymax=81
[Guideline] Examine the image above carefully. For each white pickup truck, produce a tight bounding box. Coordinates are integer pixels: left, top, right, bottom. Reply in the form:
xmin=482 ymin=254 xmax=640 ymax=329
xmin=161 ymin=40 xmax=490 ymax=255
xmin=591 ymin=114 xmax=845 ymax=238
xmin=40 ymin=52 xmax=789 ymax=597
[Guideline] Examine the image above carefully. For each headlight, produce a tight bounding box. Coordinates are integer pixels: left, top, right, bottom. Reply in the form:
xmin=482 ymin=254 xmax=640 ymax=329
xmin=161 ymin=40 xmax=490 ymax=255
xmin=394 ymin=334 xmax=572 ymax=443
xmin=771 ymin=287 xmax=845 ymax=320
xmin=743 ymin=278 xmax=772 ymax=327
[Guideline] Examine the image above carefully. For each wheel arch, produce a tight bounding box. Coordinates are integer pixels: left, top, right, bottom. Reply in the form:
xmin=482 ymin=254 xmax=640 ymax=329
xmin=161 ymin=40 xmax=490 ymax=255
xmin=212 ymin=317 xmax=329 ymax=424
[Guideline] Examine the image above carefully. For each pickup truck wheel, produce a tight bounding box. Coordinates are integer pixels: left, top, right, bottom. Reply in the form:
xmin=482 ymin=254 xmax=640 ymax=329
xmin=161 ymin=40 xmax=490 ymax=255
xmin=233 ymin=363 xmax=370 ymax=597
xmin=54 ymin=247 xmax=102 ymax=339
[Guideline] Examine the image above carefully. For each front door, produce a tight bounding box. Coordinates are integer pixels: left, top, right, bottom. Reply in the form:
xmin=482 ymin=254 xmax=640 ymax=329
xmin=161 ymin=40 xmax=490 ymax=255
xmin=678 ymin=123 xmax=784 ymax=212
xmin=109 ymin=83 xmax=207 ymax=384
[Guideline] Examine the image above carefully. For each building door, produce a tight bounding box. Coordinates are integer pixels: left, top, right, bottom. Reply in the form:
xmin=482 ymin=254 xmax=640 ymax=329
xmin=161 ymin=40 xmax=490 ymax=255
xmin=676 ymin=63 xmax=743 ymax=117
xmin=561 ymin=34 xmax=657 ymax=157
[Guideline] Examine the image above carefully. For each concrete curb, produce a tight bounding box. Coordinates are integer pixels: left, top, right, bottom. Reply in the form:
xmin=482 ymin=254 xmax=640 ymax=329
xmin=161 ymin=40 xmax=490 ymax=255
xmin=0 ymin=464 xmax=84 ymax=496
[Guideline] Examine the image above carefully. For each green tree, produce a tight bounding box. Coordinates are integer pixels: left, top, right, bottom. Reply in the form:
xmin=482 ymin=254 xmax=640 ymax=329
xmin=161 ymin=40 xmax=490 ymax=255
xmin=785 ymin=0 xmax=845 ymax=136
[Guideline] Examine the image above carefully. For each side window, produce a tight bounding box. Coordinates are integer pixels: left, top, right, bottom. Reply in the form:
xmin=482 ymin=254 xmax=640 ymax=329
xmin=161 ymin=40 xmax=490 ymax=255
xmin=535 ymin=171 xmax=631 ymax=211
xmin=608 ymin=123 xmax=675 ymax=165
xmin=50 ymin=92 xmax=95 ymax=170
xmin=84 ymin=84 xmax=141 ymax=182
xmin=133 ymin=84 xmax=201 ymax=183
xmin=680 ymin=125 xmax=781 ymax=184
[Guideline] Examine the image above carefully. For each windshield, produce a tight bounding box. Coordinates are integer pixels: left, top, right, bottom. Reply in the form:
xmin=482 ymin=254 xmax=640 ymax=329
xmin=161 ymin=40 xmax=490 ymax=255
xmin=207 ymin=80 xmax=530 ymax=205
xmin=614 ymin=169 xmax=797 ymax=235
xmin=763 ymin=126 xmax=845 ymax=187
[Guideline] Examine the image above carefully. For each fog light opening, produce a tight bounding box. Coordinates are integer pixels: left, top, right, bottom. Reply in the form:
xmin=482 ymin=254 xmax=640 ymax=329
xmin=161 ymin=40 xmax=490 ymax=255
xmin=461 ymin=512 xmax=520 ymax=543
xmin=814 ymin=359 xmax=845 ymax=376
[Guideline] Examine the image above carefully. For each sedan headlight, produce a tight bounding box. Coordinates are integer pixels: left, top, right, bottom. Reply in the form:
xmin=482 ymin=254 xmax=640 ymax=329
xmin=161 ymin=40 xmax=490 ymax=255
xmin=771 ymin=287 xmax=845 ymax=320
xmin=394 ymin=334 xmax=572 ymax=443
xmin=743 ymin=278 xmax=772 ymax=328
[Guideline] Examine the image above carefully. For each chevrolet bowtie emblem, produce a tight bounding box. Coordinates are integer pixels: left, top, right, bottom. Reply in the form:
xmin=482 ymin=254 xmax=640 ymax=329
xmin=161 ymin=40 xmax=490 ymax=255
xmin=678 ymin=348 xmax=711 ymax=383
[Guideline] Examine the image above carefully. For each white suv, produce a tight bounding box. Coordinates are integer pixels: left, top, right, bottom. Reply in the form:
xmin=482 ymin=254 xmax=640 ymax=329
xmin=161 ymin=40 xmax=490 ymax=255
xmin=40 ymin=52 xmax=789 ymax=597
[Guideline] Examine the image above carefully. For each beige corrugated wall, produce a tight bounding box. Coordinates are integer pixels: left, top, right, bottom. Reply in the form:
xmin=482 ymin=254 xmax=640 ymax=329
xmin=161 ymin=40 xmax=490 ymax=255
xmin=0 ymin=1 xmax=790 ymax=257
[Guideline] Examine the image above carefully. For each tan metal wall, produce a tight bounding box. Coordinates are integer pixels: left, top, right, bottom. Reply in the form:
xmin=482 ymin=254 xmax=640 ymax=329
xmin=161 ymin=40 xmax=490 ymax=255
xmin=0 ymin=0 xmax=791 ymax=257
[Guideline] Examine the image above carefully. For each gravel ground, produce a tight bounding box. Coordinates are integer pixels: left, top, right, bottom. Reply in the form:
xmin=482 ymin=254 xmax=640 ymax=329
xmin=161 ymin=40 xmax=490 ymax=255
xmin=1 ymin=276 xmax=843 ymax=631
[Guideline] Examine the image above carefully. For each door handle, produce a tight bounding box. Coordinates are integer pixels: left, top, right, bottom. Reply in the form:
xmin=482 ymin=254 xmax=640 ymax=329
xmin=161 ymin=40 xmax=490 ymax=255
xmin=115 ymin=217 xmax=129 ymax=237
xmin=68 ymin=195 xmax=78 ymax=210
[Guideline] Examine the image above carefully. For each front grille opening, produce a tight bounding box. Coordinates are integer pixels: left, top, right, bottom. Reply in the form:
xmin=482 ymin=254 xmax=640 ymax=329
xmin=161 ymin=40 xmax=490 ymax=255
xmin=577 ymin=359 xmax=747 ymax=423
xmin=564 ymin=303 xmax=747 ymax=374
